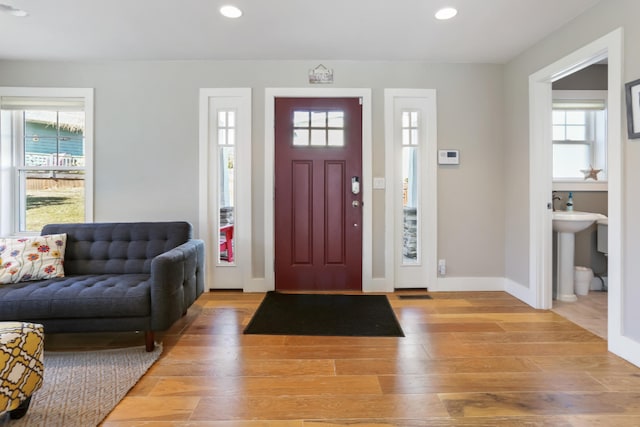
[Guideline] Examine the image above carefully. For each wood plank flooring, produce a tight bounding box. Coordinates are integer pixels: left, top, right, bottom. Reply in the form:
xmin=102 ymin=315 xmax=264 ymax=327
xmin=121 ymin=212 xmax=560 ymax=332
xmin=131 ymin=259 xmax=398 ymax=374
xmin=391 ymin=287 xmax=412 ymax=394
xmin=48 ymin=290 xmax=640 ymax=426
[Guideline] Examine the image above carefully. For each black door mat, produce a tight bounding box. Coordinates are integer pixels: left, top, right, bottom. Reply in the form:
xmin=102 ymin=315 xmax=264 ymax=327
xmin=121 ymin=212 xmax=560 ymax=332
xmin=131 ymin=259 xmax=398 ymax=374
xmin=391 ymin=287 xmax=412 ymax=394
xmin=244 ymin=291 xmax=405 ymax=337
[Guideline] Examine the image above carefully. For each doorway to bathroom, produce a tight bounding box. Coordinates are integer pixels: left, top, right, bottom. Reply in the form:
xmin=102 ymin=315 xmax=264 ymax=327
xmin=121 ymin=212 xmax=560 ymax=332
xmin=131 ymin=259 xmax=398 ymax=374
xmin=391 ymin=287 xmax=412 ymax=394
xmin=549 ymin=68 xmax=609 ymax=339
xmin=528 ymin=28 xmax=622 ymax=351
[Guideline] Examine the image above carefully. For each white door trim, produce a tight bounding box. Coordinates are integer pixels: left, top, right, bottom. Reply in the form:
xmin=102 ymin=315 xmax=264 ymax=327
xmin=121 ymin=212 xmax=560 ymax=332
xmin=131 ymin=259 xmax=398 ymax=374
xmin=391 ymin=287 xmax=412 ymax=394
xmin=528 ymin=28 xmax=636 ymax=364
xmin=262 ymin=88 xmax=374 ymax=292
xmin=198 ymin=88 xmax=252 ymax=290
xmin=384 ymin=89 xmax=438 ymax=290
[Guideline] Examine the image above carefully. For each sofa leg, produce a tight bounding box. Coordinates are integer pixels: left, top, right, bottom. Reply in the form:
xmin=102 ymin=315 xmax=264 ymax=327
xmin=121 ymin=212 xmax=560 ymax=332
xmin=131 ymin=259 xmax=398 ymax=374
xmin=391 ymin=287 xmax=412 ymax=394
xmin=145 ymin=331 xmax=155 ymax=352
xmin=10 ymin=396 xmax=32 ymax=419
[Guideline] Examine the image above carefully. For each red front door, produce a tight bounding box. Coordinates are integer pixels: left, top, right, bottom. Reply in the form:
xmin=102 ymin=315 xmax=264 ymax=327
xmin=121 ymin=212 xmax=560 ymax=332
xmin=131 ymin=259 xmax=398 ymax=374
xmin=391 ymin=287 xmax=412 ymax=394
xmin=274 ymin=97 xmax=363 ymax=291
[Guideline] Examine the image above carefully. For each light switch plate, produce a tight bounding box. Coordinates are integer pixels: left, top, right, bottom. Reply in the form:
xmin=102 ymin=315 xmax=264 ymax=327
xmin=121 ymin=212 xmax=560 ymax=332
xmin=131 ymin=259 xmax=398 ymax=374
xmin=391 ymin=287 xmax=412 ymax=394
xmin=373 ymin=177 xmax=385 ymax=189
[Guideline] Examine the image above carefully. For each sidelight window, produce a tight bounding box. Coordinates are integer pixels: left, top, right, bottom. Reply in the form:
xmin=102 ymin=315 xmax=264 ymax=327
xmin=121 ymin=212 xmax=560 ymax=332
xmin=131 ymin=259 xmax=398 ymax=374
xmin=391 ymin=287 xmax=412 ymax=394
xmin=401 ymin=111 xmax=419 ymax=264
xmin=218 ymin=110 xmax=236 ymax=263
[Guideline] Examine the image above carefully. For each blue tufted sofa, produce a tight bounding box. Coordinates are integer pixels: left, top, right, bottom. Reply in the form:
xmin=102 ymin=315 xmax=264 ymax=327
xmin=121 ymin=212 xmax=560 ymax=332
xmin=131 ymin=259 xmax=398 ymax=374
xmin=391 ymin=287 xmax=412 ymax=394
xmin=0 ymin=222 xmax=204 ymax=351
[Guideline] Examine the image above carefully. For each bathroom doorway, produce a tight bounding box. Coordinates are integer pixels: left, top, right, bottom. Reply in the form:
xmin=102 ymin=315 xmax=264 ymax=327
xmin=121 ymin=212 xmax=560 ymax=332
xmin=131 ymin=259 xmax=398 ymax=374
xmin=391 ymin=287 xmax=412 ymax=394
xmin=550 ymin=65 xmax=609 ymax=338
xmin=528 ymin=28 xmax=622 ymax=351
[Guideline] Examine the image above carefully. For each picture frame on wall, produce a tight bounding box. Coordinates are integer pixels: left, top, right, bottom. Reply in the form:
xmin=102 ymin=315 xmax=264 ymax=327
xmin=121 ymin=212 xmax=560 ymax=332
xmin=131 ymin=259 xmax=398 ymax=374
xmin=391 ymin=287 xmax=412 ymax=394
xmin=625 ymin=78 xmax=640 ymax=139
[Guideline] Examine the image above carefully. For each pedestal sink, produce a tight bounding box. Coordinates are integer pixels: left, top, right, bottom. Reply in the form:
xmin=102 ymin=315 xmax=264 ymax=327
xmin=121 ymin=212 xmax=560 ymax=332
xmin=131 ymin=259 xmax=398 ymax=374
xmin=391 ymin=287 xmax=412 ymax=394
xmin=553 ymin=211 xmax=606 ymax=302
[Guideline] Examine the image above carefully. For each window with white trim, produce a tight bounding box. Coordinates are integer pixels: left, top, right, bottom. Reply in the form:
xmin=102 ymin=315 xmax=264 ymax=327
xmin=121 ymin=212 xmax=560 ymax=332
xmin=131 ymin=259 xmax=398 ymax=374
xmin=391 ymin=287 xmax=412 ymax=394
xmin=0 ymin=89 xmax=93 ymax=235
xmin=552 ymin=90 xmax=607 ymax=184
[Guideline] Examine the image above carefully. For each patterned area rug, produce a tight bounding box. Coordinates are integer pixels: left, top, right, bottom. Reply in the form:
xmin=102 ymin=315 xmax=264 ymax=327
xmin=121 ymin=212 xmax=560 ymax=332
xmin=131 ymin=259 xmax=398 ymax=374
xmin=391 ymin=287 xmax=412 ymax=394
xmin=1 ymin=345 xmax=162 ymax=427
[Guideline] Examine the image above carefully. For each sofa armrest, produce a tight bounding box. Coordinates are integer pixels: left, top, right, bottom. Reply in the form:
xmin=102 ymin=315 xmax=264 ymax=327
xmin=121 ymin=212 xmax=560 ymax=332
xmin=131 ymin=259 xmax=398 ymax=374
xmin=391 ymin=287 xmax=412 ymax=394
xmin=149 ymin=239 xmax=205 ymax=330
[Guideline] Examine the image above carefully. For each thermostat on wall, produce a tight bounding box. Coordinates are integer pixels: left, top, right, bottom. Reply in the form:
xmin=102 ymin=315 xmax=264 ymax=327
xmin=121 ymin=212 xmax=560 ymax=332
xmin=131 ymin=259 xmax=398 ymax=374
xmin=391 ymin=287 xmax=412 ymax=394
xmin=438 ymin=149 xmax=460 ymax=165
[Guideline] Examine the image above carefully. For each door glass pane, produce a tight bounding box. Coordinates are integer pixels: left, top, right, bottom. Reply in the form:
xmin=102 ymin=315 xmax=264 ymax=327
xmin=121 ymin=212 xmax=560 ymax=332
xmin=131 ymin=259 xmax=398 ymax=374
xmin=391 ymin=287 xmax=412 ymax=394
xmin=327 ymin=111 xmax=344 ymax=127
xmin=327 ymin=129 xmax=344 ymax=146
xmin=293 ymin=111 xmax=309 ymax=127
xmin=311 ymin=112 xmax=326 ymax=127
xmin=402 ymin=146 xmax=418 ymax=264
xmin=293 ymin=129 xmax=309 ymax=146
xmin=310 ymin=129 xmax=325 ymax=146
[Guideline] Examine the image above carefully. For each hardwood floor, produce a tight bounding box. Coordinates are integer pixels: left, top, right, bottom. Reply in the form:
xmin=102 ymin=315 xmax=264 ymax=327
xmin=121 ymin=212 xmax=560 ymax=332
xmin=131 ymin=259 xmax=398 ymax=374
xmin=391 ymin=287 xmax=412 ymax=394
xmin=56 ymin=290 xmax=640 ymax=426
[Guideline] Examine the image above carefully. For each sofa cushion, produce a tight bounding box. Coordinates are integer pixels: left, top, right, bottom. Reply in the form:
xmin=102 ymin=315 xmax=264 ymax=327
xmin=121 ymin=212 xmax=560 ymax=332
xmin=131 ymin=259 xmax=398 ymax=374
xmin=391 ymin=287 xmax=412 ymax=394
xmin=0 ymin=274 xmax=151 ymax=319
xmin=0 ymin=234 xmax=67 ymax=285
xmin=41 ymin=222 xmax=191 ymax=276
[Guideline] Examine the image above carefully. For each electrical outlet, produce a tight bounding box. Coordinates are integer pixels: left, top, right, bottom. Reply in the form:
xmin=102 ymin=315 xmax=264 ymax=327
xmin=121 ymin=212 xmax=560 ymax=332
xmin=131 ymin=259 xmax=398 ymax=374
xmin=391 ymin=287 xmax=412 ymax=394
xmin=438 ymin=259 xmax=446 ymax=276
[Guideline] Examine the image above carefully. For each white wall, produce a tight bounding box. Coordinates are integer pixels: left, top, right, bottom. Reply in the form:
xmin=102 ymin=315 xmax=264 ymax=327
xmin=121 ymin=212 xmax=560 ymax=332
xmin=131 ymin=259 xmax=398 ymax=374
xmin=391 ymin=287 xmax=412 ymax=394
xmin=0 ymin=60 xmax=505 ymax=284
xmin=504 ymin=0 xmax=640 ymax=345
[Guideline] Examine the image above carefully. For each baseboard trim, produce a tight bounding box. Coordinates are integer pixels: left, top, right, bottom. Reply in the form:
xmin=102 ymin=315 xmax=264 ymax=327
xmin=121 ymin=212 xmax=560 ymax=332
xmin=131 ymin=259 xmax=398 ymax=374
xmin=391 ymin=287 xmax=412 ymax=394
xmin=365 ymin=278 xmax=393 ymax=293
xmin=505 ymin=277 xmax=537 ymax=307
xmin=609 ymin=329 xmax=640 ymax=368
xmin=433 ymin=277 xmax=505 ymax=292
xmin=243 ymin=278 xmax=272 ymax=293
xmin=241 ymin=276 xmax=525 ymax=296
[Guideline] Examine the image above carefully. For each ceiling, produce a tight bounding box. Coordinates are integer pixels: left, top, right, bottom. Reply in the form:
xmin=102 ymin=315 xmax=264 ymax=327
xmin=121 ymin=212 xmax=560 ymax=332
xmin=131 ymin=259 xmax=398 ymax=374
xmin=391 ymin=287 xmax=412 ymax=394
xmin=0 ymin=0 xmax=603 ymax=63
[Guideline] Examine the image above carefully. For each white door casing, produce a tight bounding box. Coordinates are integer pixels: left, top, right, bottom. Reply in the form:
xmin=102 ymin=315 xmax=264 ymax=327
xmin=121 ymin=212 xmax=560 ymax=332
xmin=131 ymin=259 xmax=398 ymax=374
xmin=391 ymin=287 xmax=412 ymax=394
xmin=261 ymin=88 xmax=376 ymax=292
xmin=198 ymin=88 xmax=252 ymax=290
xmin=384 ymin=89 xmax=438 ymax=290
xmin=527 ymin=29 xmax=638 ymax=366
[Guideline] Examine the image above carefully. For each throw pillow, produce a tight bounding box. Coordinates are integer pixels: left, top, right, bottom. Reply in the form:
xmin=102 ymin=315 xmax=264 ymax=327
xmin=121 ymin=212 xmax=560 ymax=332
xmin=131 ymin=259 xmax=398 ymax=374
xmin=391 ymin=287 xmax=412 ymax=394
xmin=0 ymin=234 xmax=67 ymax=285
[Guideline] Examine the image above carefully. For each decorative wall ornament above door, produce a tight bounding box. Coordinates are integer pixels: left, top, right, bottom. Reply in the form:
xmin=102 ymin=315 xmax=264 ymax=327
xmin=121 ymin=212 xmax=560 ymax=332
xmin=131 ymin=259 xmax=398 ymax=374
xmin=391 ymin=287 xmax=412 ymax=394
xmin=309 ymin=64 xmax=333 ymax=84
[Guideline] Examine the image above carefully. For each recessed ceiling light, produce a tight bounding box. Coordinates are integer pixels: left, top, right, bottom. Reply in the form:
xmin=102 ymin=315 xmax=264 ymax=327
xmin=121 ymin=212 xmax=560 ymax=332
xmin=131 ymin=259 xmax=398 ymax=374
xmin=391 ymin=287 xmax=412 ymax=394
xmin=435 ymin=7 xmax=457 ymax=20
xmin=0 ymin=3 xmax=28 ymax=17
xmin=220 ymin=5 xmax=242 ymax=19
